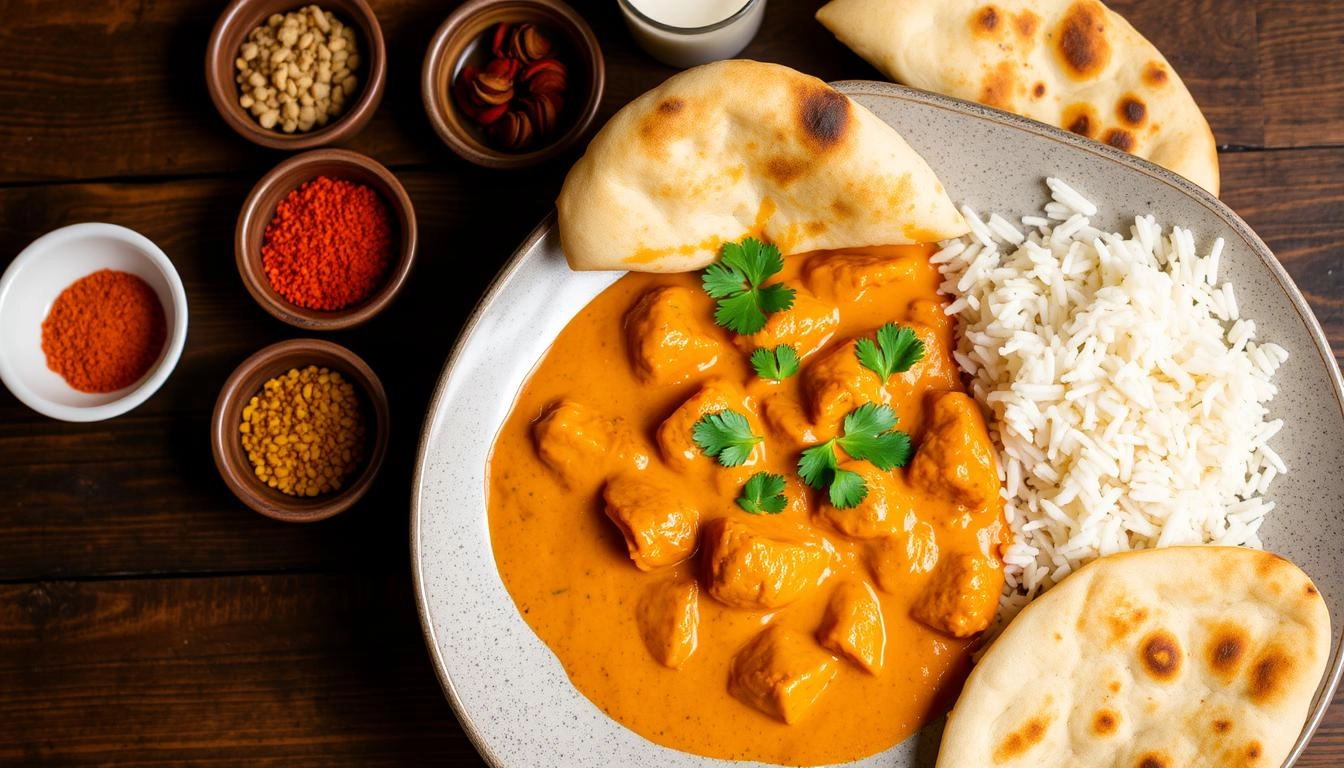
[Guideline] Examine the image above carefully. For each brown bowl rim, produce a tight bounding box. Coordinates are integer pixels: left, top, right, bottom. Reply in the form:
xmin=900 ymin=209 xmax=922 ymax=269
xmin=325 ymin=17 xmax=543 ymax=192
xmin=235 ymin=147 xmax=418 ymax=330
xmin=205 ymin=0 xmax=387 ymax=150
xmin=420 ymin=0 xmax=605 ymax=169
xmin=211 ymin=338 xmax=389 ymax=522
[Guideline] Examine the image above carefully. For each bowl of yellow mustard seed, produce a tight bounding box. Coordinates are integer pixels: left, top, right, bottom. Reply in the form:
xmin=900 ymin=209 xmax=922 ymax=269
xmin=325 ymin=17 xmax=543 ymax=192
xmin=211 ymin=337 xmax=388 ymax=522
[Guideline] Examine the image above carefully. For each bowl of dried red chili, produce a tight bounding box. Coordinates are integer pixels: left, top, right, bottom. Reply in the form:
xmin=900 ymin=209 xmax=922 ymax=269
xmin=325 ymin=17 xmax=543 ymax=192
xmin=0 ymin=223 xmax=189 ymax=422
xmin=236 ymin=148 xmax=417 ymax=330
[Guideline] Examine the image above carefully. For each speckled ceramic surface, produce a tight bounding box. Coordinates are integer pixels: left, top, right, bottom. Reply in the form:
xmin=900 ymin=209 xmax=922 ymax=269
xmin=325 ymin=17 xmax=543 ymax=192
xmin=411 ymin=81 xmax=1344 ymax=767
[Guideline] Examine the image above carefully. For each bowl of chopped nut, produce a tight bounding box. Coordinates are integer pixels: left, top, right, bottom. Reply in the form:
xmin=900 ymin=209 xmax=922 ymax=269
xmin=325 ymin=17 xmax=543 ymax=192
xmin=422 ymin=0 xmax=605 ymax=168
xmin=211 ymin=338 xmax=389 ymax=522
xmin=206 ymin=0 xmax=386 ymax=149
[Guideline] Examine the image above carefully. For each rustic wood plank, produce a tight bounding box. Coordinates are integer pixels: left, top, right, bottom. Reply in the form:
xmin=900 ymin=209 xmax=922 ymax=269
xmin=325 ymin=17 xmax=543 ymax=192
xmin=0 ymin=571 xmax=475 ymax=766
xmin=2 ymin=0 xmax=1330 ymax=184
xmin=1258 ymin=0 xmax=1344 ymax=148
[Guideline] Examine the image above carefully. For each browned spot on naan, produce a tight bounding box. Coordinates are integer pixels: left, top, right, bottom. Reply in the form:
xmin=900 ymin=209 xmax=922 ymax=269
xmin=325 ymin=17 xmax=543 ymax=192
xmin=1015 ymin=10 xmax=1039 ymax=37
xmin=1246 ymin=741 xmax=1262 ymax=759
xmin=804 ymin=220 xmax=827 ymax=237
xmin=830 ymin=199 xmax=855 ymax=220
xmin=1108 ymin=679 xmax=1122 ymax=693
xmin=766 ymin=156 xmax=807 ymax=185
xmin=1248 ymin=647 xmax=1296 ymax=704
xmin=656 ymin=98 xmax=684 ymax=115
xmin=980 ymin=61 xmax=1018 ymax=109
xmin=1056 ymin=1 xmax=1111 ymax=79
xmin=1104 ymin=604 xmax=1148 ymax=642
xmin=1144 ymin=61 xmax=1169 ymax=85
xmin=1118 ymin=95 xmax=1147 ymax=126
xmin=1306 ymin=582 xmax=1318 ymax=596
xmin=1213 ymin=718 xmax=1232 ymax=733
xmin=1256 ymin=550 xmax=1289 ymax=576
xmin=1207 ymin=625 xmax=1248 ymax=679
xmin=1033 ymin=81 xmax=1046 ymax=98
xmin=1139 ymin=630 xmax=1182 ymax=680
xmin=796 ymin=85 xmax=850 ymax=149
xmin=1063 ymin=104 xmax=1097 ymax=137
xmin=1092 ymin=709 xmax=1118 ymax=736
xmin=991 ymin=713 xmax=1051 ymax=762
xmin=973 ymin=5 xmax=1001 ymax=35
xmin=1105 ymin=128 xmax=1135 ymax=152
xmin=1138 ymin=754 xmax=1169 ymax=768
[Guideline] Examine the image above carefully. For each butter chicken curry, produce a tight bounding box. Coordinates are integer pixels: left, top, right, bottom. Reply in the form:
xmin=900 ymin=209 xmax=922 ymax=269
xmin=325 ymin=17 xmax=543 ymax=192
xmin=487 ymin=244 xmax=1006 ymax=765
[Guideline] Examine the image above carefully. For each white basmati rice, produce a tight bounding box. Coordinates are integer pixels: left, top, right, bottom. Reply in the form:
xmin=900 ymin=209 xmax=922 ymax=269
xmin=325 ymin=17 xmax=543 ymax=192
xmin=936 ymin=178 xmax=1287 ymax=616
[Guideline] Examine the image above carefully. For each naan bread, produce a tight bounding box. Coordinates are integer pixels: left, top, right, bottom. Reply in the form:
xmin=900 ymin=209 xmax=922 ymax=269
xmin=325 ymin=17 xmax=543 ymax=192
xmin=937 ymin=546 xmax=1331 ymax=768
xmin=556 ymin=60 xmax=967 ymax=273
xmin=816 ymin=0 xmax=1220 ymax=195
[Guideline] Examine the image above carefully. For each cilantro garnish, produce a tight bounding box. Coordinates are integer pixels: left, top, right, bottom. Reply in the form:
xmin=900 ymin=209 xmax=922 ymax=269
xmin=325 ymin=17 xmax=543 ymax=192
xmin=701 ymin=238 xmax=796 ymax=335
xmin=856 ymin=323 xmax=926 ymax=381
xmin=737 ymin=472 xmax=787 ymax=514
xmin=750 ymin=345 xmax=800 ymax=381
xmin=797 ymin=403 xmax=913 ymax=508
xmin=692 ymin=409 xmax=762 ymax=468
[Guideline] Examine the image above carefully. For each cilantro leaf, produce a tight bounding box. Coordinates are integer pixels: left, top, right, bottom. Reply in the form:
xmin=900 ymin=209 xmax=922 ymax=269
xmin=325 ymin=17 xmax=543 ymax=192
xmin=828 ymin=468 xmax=868 ymax=508
xmin=700 ymin=237 xmax=796 ymax=335
xmin=798 ymin=440 xmax=839 ymax=490
xmin=837 ymin=403 xmax=913 ymax=470
xmin=737 ymin=472 xmax=787 ymax=514
xmin=794 ymin=402 xmax=914 ymax=508
xmin=692 ymin=409 xmax=761 ymax=468
xmin=750 ymin=345 xmax=801 ymax=381
xmin=856 ymin=323 xmax=926 ymax=381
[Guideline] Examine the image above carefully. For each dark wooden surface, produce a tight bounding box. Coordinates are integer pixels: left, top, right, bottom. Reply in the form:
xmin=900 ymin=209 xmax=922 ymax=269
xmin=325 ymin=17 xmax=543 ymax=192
xmin=0 ymin=0 xmax=1340 ymax=765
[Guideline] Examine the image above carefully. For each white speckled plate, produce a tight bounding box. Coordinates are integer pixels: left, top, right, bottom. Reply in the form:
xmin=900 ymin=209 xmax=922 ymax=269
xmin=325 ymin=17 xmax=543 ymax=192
xmin=411 ymin=81 xmax=1344 ymax=767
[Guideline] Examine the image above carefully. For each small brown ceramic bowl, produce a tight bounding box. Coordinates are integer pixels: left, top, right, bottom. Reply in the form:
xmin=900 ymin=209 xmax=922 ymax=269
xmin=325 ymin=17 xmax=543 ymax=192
xmin=236 ymin=148 xmax=417 ymax=330
xmin=206 ymin=0 xmax=386 ymax=149
xmin=422 ymin=0 xmax=605 ymax=169
xmin=212 ymin=338 xmax=389 ymax=522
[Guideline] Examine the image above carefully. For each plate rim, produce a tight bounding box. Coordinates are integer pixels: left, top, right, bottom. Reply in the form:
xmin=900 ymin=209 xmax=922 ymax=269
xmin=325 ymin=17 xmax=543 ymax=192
xmin=409 ymin=79 xmax=1344 ymax=767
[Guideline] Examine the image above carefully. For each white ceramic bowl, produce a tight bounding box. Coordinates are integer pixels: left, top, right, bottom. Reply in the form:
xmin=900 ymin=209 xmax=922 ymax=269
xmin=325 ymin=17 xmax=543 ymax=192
xmin=0 ymin=223 xmax=189 ymax=422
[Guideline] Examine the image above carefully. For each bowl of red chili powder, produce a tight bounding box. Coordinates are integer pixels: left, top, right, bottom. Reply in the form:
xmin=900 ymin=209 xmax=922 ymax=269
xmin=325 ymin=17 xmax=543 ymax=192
xmin=0 ymin=223 xmax=189 ymax=422
xmin=236 ymin=148 xmax=417 ymax=330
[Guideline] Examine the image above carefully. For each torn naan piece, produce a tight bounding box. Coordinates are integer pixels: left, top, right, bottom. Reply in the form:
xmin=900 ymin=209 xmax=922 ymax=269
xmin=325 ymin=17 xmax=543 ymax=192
xmin=936 ymin=546 xmax=1331 ymax=768
xmin=556 ymin=60 xmax=967 ymax=273
xmin=816 ymin=0 xmax=1220 ymax=195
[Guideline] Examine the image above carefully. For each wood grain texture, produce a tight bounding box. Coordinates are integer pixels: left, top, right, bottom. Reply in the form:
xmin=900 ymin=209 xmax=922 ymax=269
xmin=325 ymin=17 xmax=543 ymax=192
xmin=1258 ymin=0 xmax=1344 ymax=148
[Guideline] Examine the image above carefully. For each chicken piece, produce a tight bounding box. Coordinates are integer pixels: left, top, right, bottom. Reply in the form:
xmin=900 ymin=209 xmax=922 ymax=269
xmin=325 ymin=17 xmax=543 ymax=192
xmin=729 ymin=625 xmax=838 ymax=724
xmin=761 ymin=393 xmax=818 ymax=452
xmin=702 ymin=517 xmax=829 ymax=610
xmin=802 ymin=339 xmax=887 ymax=428
xmin=816 ymin=461 xmax=913 ymax=540
xmin=906 ymin=297 xmax=954 ymax=335
xmin=636 ymin=577 xmax=700 ymax=669
xmin=867 ymin=521 xmax=939 ymax=593
xmin=625 ymin=285 xmax=724 ymax=386
xmin=533 ymin=399 xmax=645 ymax=488
xmin=816 ymin=580 xmax=886 ymax=674
xmin=910 ymin=552 xmax=1004 ymax=638
xmin=804 ymin=249 xmax=923 ymax=302
xmin=737 ymin=289 xmax=839 ymax=359
xmin=881 ymin=323 xmax=960 ymax=414
xmin=908 ymin=392 xmax=999 ymax=510
xmin=657 ymin=379 xmax=760 ymax=471
xmin=603 ymin=474 xmax=699 ymax=571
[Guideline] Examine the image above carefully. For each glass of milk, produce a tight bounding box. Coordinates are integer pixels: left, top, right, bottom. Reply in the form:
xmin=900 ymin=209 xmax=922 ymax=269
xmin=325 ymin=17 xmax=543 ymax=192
xmin=617 ymin=0 xmax=767 ymax=69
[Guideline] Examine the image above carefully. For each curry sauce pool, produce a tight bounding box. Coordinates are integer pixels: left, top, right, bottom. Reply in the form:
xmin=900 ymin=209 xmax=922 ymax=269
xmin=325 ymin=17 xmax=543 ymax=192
xmin=486 ymin=245 xmax=1007 ymax=765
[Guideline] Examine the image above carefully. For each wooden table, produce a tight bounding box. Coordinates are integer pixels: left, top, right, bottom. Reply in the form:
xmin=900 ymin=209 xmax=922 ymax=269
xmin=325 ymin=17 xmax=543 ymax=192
xmin=1 ymin=0 xmax=1340 ymax=764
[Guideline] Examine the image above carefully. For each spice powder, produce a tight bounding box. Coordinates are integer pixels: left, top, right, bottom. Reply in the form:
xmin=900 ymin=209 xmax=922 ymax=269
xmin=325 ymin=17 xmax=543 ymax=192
xmin=41 ymin=269 xmax=167 ymax=393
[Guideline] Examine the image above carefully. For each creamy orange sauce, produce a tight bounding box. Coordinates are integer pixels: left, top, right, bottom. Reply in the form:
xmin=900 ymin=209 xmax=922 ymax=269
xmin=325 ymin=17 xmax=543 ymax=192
xmin=487 ymin=245 xmax=1006 ymax=765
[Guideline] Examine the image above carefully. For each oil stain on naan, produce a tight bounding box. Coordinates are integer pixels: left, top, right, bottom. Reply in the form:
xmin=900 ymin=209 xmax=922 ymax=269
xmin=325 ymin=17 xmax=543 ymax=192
xmin=991 ymin=709 xmax=1052 ymax=763
xmin=1139 ymin=629 xmax=1182 ymax=681
xmin=1055 ymin=1 xmax=1111 ymax=79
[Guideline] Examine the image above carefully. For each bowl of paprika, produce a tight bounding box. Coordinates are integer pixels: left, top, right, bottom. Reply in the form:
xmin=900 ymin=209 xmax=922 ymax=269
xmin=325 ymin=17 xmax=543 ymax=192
xmin=0 ymin=223 xmax=189 ymax=422
xmin=236 ymin=148 xmax=417 ymax=330
xmin=211 ymin=337 xmax=389 ymax=522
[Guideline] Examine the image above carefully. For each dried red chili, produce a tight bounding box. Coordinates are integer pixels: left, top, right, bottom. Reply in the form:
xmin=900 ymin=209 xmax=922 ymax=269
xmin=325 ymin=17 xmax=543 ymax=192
xmin=41 ymin=269 xmax=167 ymax=393
xmin=261 ymin=175 xmax=394 ymax=311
